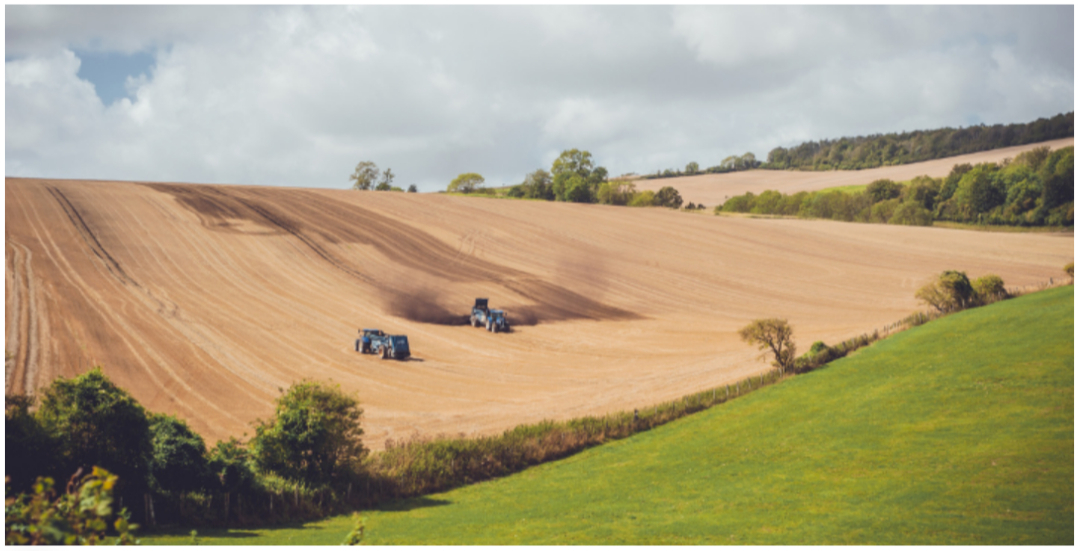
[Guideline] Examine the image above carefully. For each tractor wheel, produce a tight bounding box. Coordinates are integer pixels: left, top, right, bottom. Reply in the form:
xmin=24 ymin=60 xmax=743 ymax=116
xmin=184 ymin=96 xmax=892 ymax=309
xmin=381 ymin=346 xmax=390 ymax=360
xmin=471 ymin=316 xmax=477 ymax=328
xmin=492 ymin=324 xmax=499 ymax=334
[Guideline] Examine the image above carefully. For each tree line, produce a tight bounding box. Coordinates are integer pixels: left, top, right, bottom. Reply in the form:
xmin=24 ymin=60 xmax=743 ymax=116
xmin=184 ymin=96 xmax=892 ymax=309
xmin=715 ymin=146 xmax=1074 ymax=227
xmin=763 ymin=112 xmax=1073 ymax=171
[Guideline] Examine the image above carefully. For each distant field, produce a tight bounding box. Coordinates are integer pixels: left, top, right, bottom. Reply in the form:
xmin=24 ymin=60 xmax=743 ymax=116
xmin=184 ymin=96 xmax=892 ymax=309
xmin=8 ymin=178 xmax=1069 ymax=448
xmin=634 ymin=138 xmax=1074 ymax=208
xmin=143 ymin=285 xmax=1074 ymax=545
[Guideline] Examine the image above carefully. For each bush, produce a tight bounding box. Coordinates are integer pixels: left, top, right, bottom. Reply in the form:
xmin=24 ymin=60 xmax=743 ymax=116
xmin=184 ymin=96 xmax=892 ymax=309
xmin=972 ymin=274 xmax=1008 ymax=305
xmin=35 ymin=368 xmax=154 ymax=498
xmin=5 ymin=394 xmax=61 ymax=493
xmin=5 ymin=467 xmax=138 ymax=545
xmin=251 ymin=381 xmax=367 ymax=487
xmin=866 ymin=179 xmax=903 ymax=203
xmin=916 ymin=271 xmax=975 ymax=312
xmin=148 ymin=414 xmax=212 ymax=495
xmin=888 ymin=201 xmax=934 ymax=226
xmin=629 ymin=190 xmax=656 ymax=207
xmin=655 ymin=186 xmax=683 ymax=209
xmin=1065 ymin=262 xmax=1074 ymax=284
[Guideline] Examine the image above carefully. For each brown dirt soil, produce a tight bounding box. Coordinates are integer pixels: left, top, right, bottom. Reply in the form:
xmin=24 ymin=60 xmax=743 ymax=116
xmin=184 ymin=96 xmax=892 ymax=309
xmin=5 ymin=176 xmax=1073 ymax=449
xmin=633 ymin=138 xmax=1075 ymax=207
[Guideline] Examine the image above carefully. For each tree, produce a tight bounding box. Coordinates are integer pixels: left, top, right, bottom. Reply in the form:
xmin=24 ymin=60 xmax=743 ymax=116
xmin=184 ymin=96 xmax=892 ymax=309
xmin=251 ymin=381 xmax=366 ymax=487
xmin=655 ymin=186 xmax=683 ymax=209
xmin=349 ymin=161 xmax=379 ymax=191
xmin=738 ymin=319 xmax=796 ymax=374
xmin=375 ymin=168 xmax=395 ymax=191
xmin=685 ymin=161 xmax=699 ymax=174
xmin=207 ymin=438 xmax=254 ymax=528
xmin=629 ymin=190 xmax=656 ymax=207
xmin=521 ymin=169 xmax=554 ymax=200
xmin=148 ymin=414 xmax=211 ymax=495
xmin=1064 ymin=262 xmax=1073 ymax=284
xmin=36 ymin=368 xmax=153 ymax=499
xmin=866 ymin=179 xmax=903 ymax=203
xmin=972 ymin=274 xmax=1008 ymax=304
xmin=447 ymin=173 xmax=485 ymax=194
xmin=407 ymin=184 xmax=417 ymax=193
xmin=551 ymin=149 xmax=607 ymax=202
xmin=916 ymin=270 xmax=975 ymax=312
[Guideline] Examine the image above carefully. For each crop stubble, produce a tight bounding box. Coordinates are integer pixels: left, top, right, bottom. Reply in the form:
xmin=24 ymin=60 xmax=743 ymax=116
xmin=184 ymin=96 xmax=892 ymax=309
xmin=5 ymin=176 xmax=1072 ymax=448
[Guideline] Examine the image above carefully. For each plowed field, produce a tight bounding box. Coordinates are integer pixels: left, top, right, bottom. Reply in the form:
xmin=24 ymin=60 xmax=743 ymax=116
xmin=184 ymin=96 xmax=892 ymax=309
xmin=5 ymin=176 xmax=1072 ymax=448
xmin=634 ymin=138 xmax=1074 ymax=207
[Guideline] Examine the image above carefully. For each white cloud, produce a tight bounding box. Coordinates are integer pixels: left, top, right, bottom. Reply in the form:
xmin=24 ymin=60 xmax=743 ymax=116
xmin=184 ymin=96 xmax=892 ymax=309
xmin=5 ymin=5 xmax=1074 ymax=191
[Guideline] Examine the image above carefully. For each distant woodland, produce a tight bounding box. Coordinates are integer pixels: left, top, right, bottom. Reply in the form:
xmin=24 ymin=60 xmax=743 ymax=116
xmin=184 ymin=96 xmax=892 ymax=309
xmin=762 ymin=112 xmax=1073 ymax=171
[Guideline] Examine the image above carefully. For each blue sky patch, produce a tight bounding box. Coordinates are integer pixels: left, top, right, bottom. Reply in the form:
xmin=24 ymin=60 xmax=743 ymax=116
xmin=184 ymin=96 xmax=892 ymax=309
xmin=74 ymin=49 xmax=155 ymax=106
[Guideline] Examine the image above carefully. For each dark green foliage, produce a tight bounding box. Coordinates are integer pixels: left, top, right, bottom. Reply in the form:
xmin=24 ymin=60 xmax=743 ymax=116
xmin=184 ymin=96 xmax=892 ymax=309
xmin=761 ymin=112 xmax=1072 ymax=170
xmin=5 ymin=394 xmax=61 ymax=493
xmin=35 ymin=368 xmax=153 ymax=495
xmin=517 ymin=169 xmax=555 ymax=200
xmin=654 ymin=186 xmax=683 ymax=209
xmin=866 ymin=179 xmax=902 ymax=202
xmin=5 ymin=467 xmax=138 ymax=545
xmin=148 ymin=414 xmax=212 ymax=494
xmin=714 ymin=147 xmax=1072 ymax=228
xmin=407 ymin=184 xmax=417 ymax=193
xmin=251 ymin=381 xmax=366 ymax=487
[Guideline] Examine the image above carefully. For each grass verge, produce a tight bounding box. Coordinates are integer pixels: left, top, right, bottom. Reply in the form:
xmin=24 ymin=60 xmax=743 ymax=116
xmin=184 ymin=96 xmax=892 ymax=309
xmin=142 ymin=286 xmax=1073 ymax=545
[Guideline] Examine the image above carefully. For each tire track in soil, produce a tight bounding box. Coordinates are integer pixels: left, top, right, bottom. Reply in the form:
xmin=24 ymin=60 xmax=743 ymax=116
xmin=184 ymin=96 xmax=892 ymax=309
xmin=144 ymin=184 xmax=642 ymax=326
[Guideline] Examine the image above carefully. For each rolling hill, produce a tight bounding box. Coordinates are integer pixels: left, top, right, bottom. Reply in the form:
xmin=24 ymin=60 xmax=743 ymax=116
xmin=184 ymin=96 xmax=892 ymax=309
xmin=5 ymin=175 xmax=1072 ymax=448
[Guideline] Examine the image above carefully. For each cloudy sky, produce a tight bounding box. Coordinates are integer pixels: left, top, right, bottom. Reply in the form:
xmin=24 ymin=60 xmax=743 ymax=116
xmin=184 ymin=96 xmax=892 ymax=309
xmin=6 ymin=5 xmax=1074 ymax=191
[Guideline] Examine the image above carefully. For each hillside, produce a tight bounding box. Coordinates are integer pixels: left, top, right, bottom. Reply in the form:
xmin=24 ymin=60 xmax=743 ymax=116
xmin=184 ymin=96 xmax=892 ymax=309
xmin=144 ymin=285 xmax=1074 ymax=544
xmin=634 ymin=138 xmax=1074 ymax=207
xmin=5 ymin=177 xmax=1072 ymax=448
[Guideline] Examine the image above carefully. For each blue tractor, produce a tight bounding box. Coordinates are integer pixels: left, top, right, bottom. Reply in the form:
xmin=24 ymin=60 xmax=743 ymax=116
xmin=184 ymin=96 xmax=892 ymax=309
xmin=470 ymin=298 xmax=510 ymax=333
xmin=355 ymin=328 xmax=410 ymax=360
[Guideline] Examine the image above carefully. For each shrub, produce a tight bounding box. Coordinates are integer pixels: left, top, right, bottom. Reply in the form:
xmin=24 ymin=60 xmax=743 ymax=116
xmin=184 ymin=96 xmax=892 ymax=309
xmin=866 ymin=179 xmax=903 ymax=203
xmin=1065 ymin=262 xmax=1074 ymax=284
xmin=972 ymin=274 xmax=1008 ymax=305
xmin=5 ymin=467 xmax=138 ymax=545
xmin=869 ymin=198 xmax=901 ymax=223
xmin=916 ymin=271 xmax=975 ymax=312
xmin=888 ymin=201 xmax=933 ymax=226
xmin=148 ymin=414 xmax=212 ymax=495
xmin=629 ymin=190 xmax=656 ymax=207
xmin=251 ymin=381 xmax=367 ymax=487
xmin=5 ymin=394 xmax=61 ymax=493
xmin=655 ymin=186 xmax=684 ymax=209
xmin=35 ymin=368 xmax=153 ymax=498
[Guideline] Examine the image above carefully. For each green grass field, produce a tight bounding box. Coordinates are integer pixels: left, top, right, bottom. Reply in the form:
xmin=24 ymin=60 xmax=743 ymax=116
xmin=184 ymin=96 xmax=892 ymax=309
xmin=143 ymin=286 xmax=1074 ymax=545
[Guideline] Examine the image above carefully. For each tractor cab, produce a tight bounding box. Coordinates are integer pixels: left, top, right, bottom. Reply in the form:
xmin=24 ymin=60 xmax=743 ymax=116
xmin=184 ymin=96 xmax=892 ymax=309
xmin=473 ymin=298 xmax=489 ymax=313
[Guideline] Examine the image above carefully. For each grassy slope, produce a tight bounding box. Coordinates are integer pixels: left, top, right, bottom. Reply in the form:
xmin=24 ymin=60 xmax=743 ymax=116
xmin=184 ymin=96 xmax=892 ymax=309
xmin=144 ymin=286 xmax=1074 ymax=545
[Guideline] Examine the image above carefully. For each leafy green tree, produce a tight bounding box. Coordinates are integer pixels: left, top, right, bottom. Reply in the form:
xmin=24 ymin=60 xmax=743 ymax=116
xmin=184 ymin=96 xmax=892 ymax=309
xmin=551 ymin=149 xmax=607 ymax=202
xmin=1038 ymin=147 xmax=1073 ymax=211
xmin=5 ymin=467 xmax=138 ymax=545
xmin=685 ymin=162 xmax=699 ymax=174
xmin=407 ymin=184 xmax=418 ymax=193
xmin=5 ymin=394 xmax=61 ymax=493
xmin=888 ymin=201 xmax=933 ymax=226
xmin=597 ymin=181 xmax=636 ymax=206
xmin=628 ymin=190 xmax=656 ymax=207
xmin=903 ymin=176 xmax=941 ymax=211
xmin=953 ymin=164 xmax=1006 ymax=220
xmin=148 ymin=414 xmax=211 ymax=495
xmin=916 ymin=271 xmax=975 ymax=312
xmin=447 ymin=173 xmax=485 ymax=194
xmin=1065 ymin=262 xmax=1074 ymax=284
xmin=655 ymin=186 xmax=683 ymax=209
xmin=738 ymin=319 xmax=796 ymax=374
xmin=349 ymin=161 xmax=379 ymax=191
xmin=36 ymin=368 xmax=153 ymax=497
xmin=251 ymin=381 xmax=367 ymax=487
xmin=866 ymin=179 xmax=903 ymax=203
xmin=207 ymin=438 xmax=255 ymax=527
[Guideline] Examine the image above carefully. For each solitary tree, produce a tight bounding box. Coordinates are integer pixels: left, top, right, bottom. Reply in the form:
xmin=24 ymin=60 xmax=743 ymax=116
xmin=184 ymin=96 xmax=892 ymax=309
xmin=375 ymin=168 xmax=395 ymax=191
xmin=407 ymin=184 xmax=418 ymax=193
xmin=251 ymin=381 xmax=366 ymax=487
xmin=349 ymin=161 xmax=379 ymax=190
xmin=447 ymin=173 xmax=485 ymax=194
xmin=685 ymin=161 xmax=700 ymax=174
xmin=655 ymin=186 xmax=684 ymax=209
xmin=739 ymin=319 xmax=796 ymax=374
xmin=916 ymin=270 xmax=975 ymax=312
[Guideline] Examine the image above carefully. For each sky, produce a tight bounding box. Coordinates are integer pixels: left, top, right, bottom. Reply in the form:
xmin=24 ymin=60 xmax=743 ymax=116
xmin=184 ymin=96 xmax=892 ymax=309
xmin=5 ymin=5 xmax=1075 ymax=192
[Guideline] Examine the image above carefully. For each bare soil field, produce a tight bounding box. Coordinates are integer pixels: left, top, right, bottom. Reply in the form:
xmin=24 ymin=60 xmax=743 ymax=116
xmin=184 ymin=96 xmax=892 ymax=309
xmin=633 ymin=138 xmax=1075 ymax=207
xmin=6 ymin=177 xmax=1072 ymax=449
